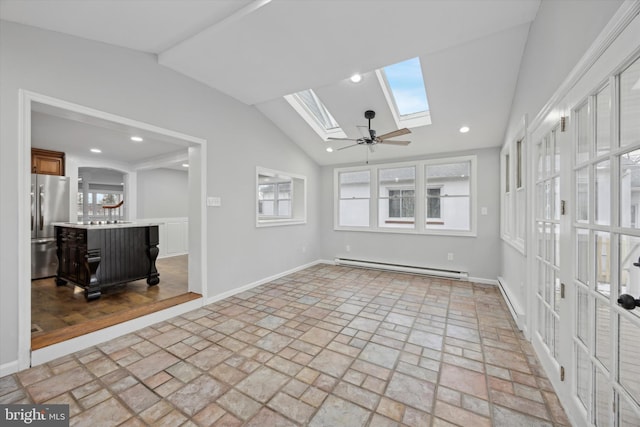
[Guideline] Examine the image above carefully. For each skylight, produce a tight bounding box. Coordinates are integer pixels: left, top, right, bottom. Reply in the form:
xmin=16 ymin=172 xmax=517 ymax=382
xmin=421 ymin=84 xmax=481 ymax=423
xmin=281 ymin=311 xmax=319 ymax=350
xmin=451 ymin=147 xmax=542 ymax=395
xmin=377 ymin=57 xmax=431 ymax=128
xmin=284 ymin=89 xmax=347 ymax=141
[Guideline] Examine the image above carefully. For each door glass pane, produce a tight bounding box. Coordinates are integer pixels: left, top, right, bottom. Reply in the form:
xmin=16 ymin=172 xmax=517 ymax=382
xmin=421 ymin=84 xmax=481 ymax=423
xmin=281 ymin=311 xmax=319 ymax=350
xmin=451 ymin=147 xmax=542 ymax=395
xmin=595 ymin=298 xmax=611 ymax=371
xmin=595 ymin=368 xmax=612 ymax=427
xmin=596 ymin=232 xmax=611 ymax=296
xmin=554 ymin=130 xmax=561 ymax=174
xmin=595 ymin=161 xmax=610 ymax=225
xmin=553 ymin=178 xmax=560 ymax=220
xmin=576 ymin=103 xmax=591 ymax=164
xmin=620 ymin=235 xmax=640 ymax=297
xmin=544 ymin=181 xmax=552 ymax=220
xmin=576 ymin=167 xmax=589 ymax=222
xmin=545 ymin=223 xmax=553 ymax=263
xmin=537 ymin=142 xmax=544 ymax=180
xmin=577 ymin=288 xmax=588 ymax=345
xmin=596 ymin=85 xmax=611 ymax=156
xmin=536 ymin=183 xmax=544 ymax=219
xmin=554 ymin=223 xmax=560 ymax=267
xmin=545 ymin=136 xmax=552 ymax=176
xmin=577 ymin=228 xmax=589 ymax=285
xmin=620 ymin=57 xmax=640 ymax=148
xmin=577 ymin=346 xmax=591 ymax=410
xmin=537 ymin=222 xmax=544 ymax=258
xmin=619 ymin=314 xmax=640 ymax=406
xmin=620 ymin=149 xmax=640 ymax=229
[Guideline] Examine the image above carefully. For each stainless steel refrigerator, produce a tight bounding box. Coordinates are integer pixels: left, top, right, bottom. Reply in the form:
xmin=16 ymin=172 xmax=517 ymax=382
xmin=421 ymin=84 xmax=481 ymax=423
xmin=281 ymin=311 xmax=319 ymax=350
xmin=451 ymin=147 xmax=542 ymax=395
xmin=31 ymin=174 xmax=70 ymax=279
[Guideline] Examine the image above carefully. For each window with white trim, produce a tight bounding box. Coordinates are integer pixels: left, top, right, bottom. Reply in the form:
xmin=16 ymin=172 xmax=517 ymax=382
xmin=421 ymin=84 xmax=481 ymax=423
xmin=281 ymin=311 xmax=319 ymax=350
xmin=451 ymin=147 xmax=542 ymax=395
xmin=335 ymin=156 xmax=476 ymax=236
xmin=338 ymin=170 xmax=370 ymax=227
xmin=256 ymin=167 xmax=306 ymax=227
xmin=501 ymin=128 xmax=527 ymax=253
xmin=425 ymin=161 xmax=471 ymax=230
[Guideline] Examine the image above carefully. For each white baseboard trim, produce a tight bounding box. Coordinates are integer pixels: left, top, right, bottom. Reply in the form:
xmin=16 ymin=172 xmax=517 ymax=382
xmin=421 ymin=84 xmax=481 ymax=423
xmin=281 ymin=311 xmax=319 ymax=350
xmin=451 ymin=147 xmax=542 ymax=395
xmin=468 ymin=277 xmax=499 ymax=286
xmin=205 ymin=260 xmax=325 ymax=306
xmin=0 ymin=360 xmax=20 ymax=378
xmin=497 ymin=276 xmax=526 ymax=330
xmin=31 ymin=298 xmax=203 ymax=367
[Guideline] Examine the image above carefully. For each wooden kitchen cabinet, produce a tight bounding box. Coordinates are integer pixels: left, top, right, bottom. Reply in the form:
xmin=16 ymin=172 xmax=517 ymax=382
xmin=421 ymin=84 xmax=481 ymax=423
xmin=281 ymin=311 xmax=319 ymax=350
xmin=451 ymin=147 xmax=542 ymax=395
xmin=32 ymin=148 xmax=65 ymax=176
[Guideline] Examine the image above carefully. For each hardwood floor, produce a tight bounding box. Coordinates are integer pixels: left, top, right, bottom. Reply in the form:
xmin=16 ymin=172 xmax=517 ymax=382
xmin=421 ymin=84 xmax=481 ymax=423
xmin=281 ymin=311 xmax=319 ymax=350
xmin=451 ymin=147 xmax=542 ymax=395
xmin=31 ymin=254 xmax=193 ymax=348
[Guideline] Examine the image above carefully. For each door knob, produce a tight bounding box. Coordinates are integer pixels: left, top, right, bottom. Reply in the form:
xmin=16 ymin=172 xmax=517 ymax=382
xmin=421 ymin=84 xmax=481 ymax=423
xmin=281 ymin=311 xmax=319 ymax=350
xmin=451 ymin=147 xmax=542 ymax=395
xmin=617 ymin=294 xmax=640 ymax=310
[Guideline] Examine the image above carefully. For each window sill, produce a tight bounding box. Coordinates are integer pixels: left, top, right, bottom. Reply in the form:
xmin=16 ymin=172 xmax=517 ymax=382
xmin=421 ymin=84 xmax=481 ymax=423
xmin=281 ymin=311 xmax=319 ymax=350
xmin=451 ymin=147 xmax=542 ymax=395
xmin=335 ymin=226 xmax=476 ymax=237
xmin=257 ymin=218 xmax=306 ymax=228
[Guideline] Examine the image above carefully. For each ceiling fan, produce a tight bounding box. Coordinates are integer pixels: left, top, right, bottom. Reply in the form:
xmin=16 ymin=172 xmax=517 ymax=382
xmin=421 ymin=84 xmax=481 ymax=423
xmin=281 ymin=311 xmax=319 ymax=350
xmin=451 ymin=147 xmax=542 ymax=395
xmin=328 ymin=110 xmax=411 ymax=151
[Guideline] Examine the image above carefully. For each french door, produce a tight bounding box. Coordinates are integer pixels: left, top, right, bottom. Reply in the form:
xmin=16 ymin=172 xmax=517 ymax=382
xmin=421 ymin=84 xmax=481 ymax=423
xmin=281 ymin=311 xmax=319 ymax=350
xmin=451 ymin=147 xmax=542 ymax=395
xmin=535 ymin=55 xmax=640 ymax=426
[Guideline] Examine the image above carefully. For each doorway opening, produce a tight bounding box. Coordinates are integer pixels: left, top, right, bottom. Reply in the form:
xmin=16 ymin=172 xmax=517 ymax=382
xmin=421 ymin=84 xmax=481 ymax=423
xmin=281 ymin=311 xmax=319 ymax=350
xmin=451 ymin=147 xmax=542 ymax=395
xmin=19 ymin=91 xmax=207 ymax=367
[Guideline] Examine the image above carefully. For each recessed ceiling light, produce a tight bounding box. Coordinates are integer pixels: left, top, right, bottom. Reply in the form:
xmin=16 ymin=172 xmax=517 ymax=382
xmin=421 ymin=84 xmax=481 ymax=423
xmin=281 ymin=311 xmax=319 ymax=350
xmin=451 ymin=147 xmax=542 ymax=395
xmin=90 ymin=148 xmax=102 ymax=153
xmin=326 ymin=147 xmax=334 ymax=153
xmin=182 ymin=163 xmax=189 ymax=167
xmin=350 ymin=74 xmax=362 ymax=83
xmin=459 ymin=126 xmax=470 ymax=133
xmin=130 ymin=136 xmax=143 ymax=142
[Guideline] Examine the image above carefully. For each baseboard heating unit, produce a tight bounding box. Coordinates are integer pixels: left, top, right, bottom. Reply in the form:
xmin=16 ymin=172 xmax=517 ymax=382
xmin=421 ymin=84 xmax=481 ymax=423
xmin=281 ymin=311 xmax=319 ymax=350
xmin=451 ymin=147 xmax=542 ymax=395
xmin=334 ymin=258 xmax=469 ymax=281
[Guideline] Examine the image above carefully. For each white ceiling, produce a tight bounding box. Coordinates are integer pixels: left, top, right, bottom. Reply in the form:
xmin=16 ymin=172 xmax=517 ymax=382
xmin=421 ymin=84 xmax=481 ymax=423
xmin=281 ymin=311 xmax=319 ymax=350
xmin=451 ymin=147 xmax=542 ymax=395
xmin=31 ymin=103 xmax=189 ymax=170
xmin=1 ymin=0 xmax=542 ymax=166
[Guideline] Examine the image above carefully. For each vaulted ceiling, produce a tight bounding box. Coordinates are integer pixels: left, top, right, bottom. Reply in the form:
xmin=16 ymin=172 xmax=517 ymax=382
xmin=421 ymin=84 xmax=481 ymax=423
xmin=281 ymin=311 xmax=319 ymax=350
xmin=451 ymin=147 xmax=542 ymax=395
xmin=1 ymin=0 xmax=541 ymax=165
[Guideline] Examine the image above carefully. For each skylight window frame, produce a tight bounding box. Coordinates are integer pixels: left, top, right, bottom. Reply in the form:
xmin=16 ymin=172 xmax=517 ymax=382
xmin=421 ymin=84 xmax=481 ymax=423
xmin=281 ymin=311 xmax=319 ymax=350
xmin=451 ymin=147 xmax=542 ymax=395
xmin=284 ymin=89 xmax=347 ymax=141
xmin=375 ymin=57 xmax=432 ymax=129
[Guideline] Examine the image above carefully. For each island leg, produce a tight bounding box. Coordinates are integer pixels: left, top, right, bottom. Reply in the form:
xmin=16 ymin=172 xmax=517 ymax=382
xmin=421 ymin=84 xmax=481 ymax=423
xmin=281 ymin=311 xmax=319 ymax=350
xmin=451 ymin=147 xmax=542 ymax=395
xmin=146 ymin=226 xmax=160 ymax=286
xmin=84 ymin=249 xmax=101 ymax=301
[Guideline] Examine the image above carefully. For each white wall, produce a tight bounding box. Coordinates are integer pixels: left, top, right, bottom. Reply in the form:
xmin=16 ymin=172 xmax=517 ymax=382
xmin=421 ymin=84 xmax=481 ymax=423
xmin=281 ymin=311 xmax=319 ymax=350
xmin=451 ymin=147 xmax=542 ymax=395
xmin=499 ymin=0 xmax=623 ymax=317
xmin=320 ymin=147 xmax=501 ymax=281
xmin=0 ymin=22 xmax=320 ymax=369
xmin=137 ymin=168 xmax=188 ymax=219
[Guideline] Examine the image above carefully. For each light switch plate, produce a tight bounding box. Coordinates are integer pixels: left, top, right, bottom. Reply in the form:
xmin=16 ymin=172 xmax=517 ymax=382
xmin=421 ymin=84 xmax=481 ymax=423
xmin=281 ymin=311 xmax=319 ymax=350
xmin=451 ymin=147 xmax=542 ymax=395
xmin=207 ymin=197 xmax=221 ymax=207
xmin=481 ymin=207 xmax=488 ymax=215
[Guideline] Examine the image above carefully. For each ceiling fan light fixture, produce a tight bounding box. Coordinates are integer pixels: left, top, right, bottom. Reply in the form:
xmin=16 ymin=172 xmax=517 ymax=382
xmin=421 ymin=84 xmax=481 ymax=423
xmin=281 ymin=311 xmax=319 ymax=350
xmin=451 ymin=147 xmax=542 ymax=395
xmin=350 ymin=73 xmax=362 ymax=83
xmin=459 ymin=126 xmax=470 ymax=133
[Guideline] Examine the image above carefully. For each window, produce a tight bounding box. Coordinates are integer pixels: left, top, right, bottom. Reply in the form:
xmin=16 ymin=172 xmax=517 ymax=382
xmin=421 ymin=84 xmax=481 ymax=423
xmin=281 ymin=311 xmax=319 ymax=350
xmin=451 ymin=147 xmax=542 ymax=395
xmin=378 ymin=166 xmax=415 ymax=228
xmin=376 ymin=57 xmax=432 ymax=129
xmin=427 ymin=187 xmax=441 ymax=220
xmin=335 ymin=156 xmax=476 ymax=236
xmin=501 ymin=124 xmax=527 ymax=253
xmin=77 ymin=183 xmax=124 ymax=222
xmin=389 ymin=190 xmax=415 ymax=218
xmin=258 ymin=181 xmax=291 ymax=217
xmin=284 ymin=89 xmax=347 ymax=141
xmin=338 ymin=170 xmax=370 ymax=227
xmin=425 ymin=161 xmax=471 ymax=230
xmin=256 ymin=167 xmax=306 ymax=227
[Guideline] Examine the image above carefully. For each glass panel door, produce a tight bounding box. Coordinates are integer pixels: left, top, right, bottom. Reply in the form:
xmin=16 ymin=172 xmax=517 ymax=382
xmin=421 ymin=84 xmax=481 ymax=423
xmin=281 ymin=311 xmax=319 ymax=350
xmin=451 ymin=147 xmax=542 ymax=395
xmin=569 ymin=56 xmax=640 ymax=426
xmin=535 ymin=126 xmax=563 ymax=363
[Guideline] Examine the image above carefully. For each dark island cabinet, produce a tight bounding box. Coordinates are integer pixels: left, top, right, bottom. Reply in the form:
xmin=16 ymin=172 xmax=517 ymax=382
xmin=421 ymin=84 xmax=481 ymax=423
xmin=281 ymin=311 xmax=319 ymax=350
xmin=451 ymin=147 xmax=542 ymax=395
xmin=55 ymin=224 xmax=160 ymax=301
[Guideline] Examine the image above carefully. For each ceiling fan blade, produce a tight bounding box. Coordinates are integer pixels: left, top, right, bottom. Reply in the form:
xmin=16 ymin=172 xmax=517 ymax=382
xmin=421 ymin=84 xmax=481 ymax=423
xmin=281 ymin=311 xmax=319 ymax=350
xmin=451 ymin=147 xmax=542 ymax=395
xmin=327 ymin=137 xmax=359 ymax=141
xmin=337 ymin=143 xmax=360 ymax=151
xmin=378 ymin=140 xmax=411 ymax=146
xmin=377 ymin=128 xmax=411 ymax=140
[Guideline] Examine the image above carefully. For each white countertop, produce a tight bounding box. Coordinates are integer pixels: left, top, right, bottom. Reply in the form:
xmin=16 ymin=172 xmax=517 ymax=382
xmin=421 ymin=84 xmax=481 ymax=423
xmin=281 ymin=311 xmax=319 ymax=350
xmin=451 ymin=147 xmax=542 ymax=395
xmin=53 ymin=221 xmax=161 ymax=230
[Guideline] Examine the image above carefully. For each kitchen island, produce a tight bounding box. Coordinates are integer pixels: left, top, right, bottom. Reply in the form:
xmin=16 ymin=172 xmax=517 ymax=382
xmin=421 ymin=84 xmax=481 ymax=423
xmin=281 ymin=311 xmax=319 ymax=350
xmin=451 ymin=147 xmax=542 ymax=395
xmin=54 ymin=222 xmax=160 ymax=301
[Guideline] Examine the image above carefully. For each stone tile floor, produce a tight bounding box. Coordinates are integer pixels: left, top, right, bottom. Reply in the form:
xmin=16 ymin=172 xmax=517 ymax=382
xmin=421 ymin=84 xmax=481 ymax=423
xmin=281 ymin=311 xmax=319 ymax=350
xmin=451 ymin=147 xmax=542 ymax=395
xmin=0 ymin=265 xmax=570 ymax=426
